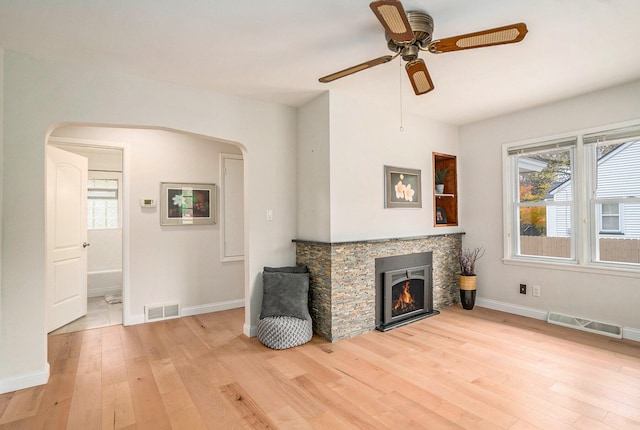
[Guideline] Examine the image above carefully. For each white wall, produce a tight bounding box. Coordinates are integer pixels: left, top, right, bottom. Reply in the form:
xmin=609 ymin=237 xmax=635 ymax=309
xmin=0 ymin=50 xmax=298 ymax=393
xmin=297 ymin=93 xmax=331 ymax=242
xmin=459 ymin=79 xmax=640 ymax=333
xmin=0 ymin=47 xmax=3 ymax=339
xmin=297 ymin=91 xmax=460 ymax=244
xmin=327 ymin=92 xmax=460 ymax=242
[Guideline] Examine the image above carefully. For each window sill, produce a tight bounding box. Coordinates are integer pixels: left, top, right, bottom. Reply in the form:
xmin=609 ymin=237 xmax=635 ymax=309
xmin=503 ymin=257 xmax=640 ymax=279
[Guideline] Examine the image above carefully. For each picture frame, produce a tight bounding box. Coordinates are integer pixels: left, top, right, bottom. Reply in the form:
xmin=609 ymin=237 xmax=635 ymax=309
xmin=436 ymin=206 xmax=448 ymax=224
xmin=161 ymin=182 xmax=216 ymax=225
xmin=384 ymin=165 xmax=422 ymax=208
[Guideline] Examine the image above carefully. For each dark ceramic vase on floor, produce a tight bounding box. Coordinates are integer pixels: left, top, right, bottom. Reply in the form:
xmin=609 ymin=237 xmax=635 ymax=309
xmin=460 ymin=289 xmax=476 ymax=310
xmin=459 ymin=275 xmax=477 ymax=310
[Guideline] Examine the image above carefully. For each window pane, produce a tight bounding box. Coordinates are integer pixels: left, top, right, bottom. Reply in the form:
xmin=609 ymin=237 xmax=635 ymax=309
xmin=87 ymin=178 xmax=119 ymax=230
xmin=518 ymin=148 xmax=572 ymax=203
xmin=596 ymin=202 xmax=640 ymax=264
xmin=602 ymin=204 xmax=619 ymax=215
xmin=595 ymin=141 xmax=640 ymax=199
xmin=518 ymin=205 xmax=572 ymax=258
xmin=601 ymin=216 xmax=619 ymax=231
xmin=591 ymin=138 xmax=639 ymax=265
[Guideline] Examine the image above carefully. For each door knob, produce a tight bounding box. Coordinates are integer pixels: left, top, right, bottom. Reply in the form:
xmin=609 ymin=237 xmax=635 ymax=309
xmin=82 ymin=242 xmax=91 ymax=248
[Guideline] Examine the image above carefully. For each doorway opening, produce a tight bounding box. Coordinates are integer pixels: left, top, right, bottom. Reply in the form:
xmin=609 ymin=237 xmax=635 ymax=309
xmin=45 ymin=123 xmax=247 ymax=337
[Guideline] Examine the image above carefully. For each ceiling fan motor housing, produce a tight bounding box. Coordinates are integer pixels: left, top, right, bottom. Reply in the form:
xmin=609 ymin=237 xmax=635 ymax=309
xmin=386 ymin=11 xmax=434 ymax=60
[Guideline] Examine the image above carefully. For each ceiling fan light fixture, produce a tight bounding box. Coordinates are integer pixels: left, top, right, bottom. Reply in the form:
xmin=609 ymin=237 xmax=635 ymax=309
xmin=319 ymin=1 xmax=528 ymax=97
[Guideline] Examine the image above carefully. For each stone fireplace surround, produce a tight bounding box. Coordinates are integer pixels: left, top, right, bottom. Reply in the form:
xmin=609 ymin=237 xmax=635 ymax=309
xmin=294 ymin=233 xmax=463 ymax=342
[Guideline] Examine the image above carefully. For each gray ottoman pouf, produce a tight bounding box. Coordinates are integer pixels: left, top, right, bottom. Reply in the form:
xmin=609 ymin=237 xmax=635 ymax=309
xmin=257 ymin=265 xmax=313 ymax=350
xmin=256 ymin=316 xmax=313 ymax=350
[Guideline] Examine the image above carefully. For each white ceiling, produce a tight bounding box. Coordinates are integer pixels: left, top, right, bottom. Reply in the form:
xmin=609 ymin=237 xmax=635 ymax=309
xmin=1 ymin=0 xmax=640 ymax=125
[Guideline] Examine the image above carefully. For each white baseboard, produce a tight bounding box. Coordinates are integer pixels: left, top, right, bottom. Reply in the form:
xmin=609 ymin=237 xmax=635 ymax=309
xmin=623 ymin=326 xmax=640 ymax=342
xmin=181 ymin=299 xmax=244 ymax=317
xmin=126 ymin=299 xmax=245 ymax=327
xmin=476 ymin=297 xmax=640 ymax=342
xmin=244 ymin=323 xmax=256 ymax=337
xmin=88 ymin=286 xmax=122 ymax=298
xmin=0 ymin=363 xmax=50 ymax=395
xmin=476 ymin=297 xmax=549 ymax=321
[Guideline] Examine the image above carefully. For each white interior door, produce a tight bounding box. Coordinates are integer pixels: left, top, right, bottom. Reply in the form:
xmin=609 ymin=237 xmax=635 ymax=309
xmin=46 ymin=146 xmax=89 ymax=333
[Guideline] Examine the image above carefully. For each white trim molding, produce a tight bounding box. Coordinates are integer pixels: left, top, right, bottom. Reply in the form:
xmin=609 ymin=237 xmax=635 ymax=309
xmin=0 ymin=363 xmax=50 ymax=395
xmin=127 ymin=299 xmax=245 ymax=326
xmin=476 ymin=296 xmax=640 ymax=342
xmin=476 ymin=297 xmax=549 ymax=321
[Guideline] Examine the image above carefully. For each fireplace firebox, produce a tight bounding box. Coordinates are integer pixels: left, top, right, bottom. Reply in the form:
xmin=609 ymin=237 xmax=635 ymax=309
xmin=376 ymin=252 xmax=439 ymax=331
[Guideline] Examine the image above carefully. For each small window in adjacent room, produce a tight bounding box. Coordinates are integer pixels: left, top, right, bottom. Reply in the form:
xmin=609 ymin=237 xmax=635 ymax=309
xmin=88 ymin=178 xmax=119 ymax=229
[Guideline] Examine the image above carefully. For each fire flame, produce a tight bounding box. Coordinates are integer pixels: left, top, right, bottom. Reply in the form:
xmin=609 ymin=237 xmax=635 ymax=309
xmin=392 ymin=281 xmax=416 ymax=313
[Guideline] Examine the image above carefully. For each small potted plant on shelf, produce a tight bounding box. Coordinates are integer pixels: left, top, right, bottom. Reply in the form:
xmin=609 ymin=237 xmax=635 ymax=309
xmin=434 ymin=167 xmax=450 ymax=194
xmin=459 ymin=246 xmax=485 ymax=310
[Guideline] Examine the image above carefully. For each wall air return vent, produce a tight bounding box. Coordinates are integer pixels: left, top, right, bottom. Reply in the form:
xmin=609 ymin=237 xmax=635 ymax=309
xmin=547 ymin=312 xmax=622 ymax=339
xmin=145 ymin=302 xmax=180 ymax=322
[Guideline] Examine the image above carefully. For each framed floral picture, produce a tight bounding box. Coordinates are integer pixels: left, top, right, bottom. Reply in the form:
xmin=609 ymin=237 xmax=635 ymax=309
xmin=384 ymin=166 xmax=422 ymax=208
xmin=161 ymin=182 xmax=216 ymax=225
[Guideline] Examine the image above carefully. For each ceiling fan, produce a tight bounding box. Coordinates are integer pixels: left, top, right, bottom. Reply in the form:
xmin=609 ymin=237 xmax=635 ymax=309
xmin=319 ymin=0 xmax=528 ymax=95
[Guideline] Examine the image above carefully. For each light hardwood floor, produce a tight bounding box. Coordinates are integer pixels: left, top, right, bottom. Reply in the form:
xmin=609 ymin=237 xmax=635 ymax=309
xmin=1 ymin=306 xmax=640 ymax=429
xmin=51 ymin=296 xmax=122 ymax=335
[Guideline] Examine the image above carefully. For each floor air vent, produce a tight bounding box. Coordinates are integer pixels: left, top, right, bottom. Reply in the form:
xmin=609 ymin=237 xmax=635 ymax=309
xmin=547 ymin=312 xmax=622 ymax=338
xmin=145 ymin=303 xmax=180 ymax=322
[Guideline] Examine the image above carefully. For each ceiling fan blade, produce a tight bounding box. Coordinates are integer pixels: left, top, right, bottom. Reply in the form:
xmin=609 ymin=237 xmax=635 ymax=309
xmin=319 ymin=55 xmax=394 ymax=83
xmin=405 ymin=59 xmax=434 ymax=95
xmin=428 ymin=23 xmax=528 ymax=53
xmin=370 ymin=1 xmax=415 ymax=44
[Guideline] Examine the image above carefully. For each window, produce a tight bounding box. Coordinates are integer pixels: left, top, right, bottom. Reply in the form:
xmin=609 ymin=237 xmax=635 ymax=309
xmin=585 ymin=128 xmax=640 ymax=265
xmin=507 ymin=139 xmax=576 ymax=260
xmin=87 ymin=177 xmax=119 ymax=229
xmin=599 ymin=203 xmax=622 ymax=234
xmin=505 ymin=123 xmax=640 ymax=269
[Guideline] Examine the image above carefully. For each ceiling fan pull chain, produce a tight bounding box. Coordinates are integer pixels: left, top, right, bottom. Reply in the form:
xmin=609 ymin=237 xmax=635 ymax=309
xmin=399 ymin=58 xmax=404 ymax=132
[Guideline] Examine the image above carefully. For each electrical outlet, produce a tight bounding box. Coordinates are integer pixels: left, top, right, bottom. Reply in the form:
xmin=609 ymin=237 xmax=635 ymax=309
xmin=533 ymin=285 xmax=541 ymax=297
xmin=519 ymin=284 xmax=527 ymax=294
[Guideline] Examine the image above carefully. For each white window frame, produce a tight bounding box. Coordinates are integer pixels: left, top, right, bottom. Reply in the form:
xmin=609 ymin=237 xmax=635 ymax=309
xmin=504 ymin=138 xmax=578 ymax=263
xmin=503 ymin=120 xmax=640 ymax=273
xmin=598 ymin=203 xmax=623 ymax=234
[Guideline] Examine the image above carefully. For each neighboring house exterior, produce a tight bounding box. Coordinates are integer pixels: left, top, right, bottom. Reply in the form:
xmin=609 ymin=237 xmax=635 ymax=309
xmin=547 ymin=141 xmax=640 ymax=238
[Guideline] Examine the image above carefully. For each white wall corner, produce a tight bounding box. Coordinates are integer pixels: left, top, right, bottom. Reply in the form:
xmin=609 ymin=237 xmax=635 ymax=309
xmin=0 ymin=363 xmax=50 ymax=395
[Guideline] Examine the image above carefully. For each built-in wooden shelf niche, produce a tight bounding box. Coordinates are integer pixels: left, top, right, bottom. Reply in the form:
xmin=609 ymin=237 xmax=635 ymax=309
xmin=433 ymin=152 xmax=458 ymax=227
